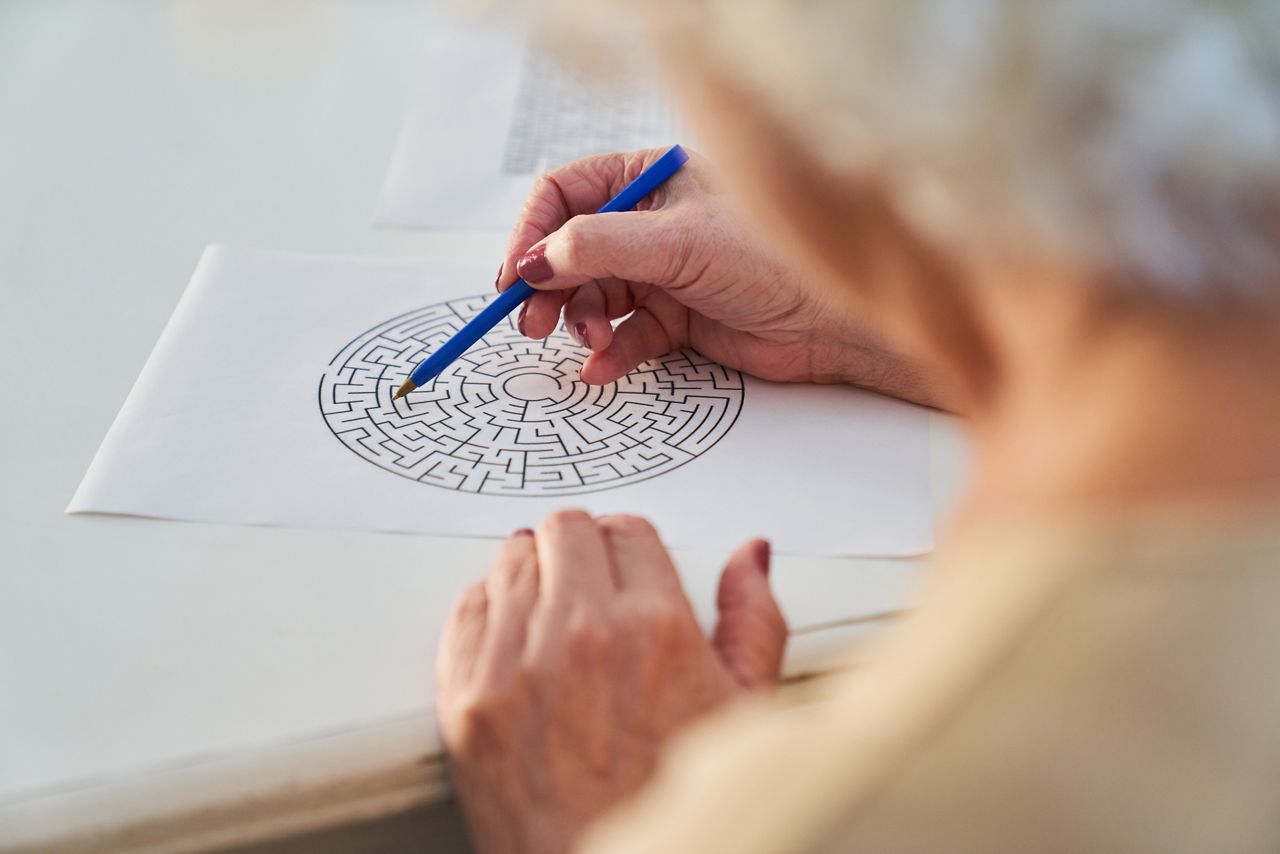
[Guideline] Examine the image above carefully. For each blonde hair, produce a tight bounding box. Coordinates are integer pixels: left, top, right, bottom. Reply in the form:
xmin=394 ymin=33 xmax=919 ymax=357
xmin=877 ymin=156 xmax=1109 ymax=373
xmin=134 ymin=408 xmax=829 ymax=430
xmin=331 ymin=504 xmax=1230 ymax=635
xmin=545 ymin=0 xmax=1280 ymax=300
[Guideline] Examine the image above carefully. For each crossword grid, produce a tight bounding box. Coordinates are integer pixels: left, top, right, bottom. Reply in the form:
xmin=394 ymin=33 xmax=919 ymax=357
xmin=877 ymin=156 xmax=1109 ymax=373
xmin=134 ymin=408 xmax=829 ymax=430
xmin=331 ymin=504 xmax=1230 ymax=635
xmin=319 ymin=296 xmax=744 ymax=496
xmin=501 ymin=48 xmax=681 ymax=175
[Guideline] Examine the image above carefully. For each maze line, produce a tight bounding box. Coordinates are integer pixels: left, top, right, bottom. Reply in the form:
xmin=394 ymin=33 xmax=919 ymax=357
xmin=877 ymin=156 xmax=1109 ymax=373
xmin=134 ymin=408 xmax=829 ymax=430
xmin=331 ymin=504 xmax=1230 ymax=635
xmin=319 ymin=296 xmax=744 ymax=496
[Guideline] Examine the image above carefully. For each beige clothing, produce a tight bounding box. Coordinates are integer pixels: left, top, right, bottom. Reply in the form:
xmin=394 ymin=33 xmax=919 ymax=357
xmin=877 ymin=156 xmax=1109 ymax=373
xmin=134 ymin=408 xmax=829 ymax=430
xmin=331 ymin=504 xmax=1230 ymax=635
xmin=583 ymin=508 xmax=1280 ymax=854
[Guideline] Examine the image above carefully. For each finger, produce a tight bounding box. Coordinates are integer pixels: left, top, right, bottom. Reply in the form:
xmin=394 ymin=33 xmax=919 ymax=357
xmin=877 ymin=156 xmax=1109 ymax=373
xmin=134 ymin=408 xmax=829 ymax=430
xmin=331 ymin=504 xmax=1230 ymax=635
xmin=477 ymin=531 xmax=540 ymax=682
xmin=535 ymin=509 xmax=615 ymax=612
xmin=596 ymin=514 xmax=684 ymax=596
xmin=502 ymin=149 xmax=676 ymax=271
xmin=514 ymin=210 xmax=688 ymax=292
xmin=599 ymin=278 xmax=638 ymax=319
xmin=562 ymin=281 xmax=614 ymax=352
xmin=517 ymin=289 xmax=567 ymax=340
xmin=580 ymin=305 xmax=679 ymax=385
xmin=436 ymin=581 xmax=489 ymax=695
xmin=712 ymin=539 xmax=787 ymax=691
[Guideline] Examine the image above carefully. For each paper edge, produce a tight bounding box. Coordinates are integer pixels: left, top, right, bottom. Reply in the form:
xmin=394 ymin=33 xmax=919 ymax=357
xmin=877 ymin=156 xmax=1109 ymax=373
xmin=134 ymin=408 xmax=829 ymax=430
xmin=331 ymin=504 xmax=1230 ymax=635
xmin=65 ymin=244 xmax=228 ymax=515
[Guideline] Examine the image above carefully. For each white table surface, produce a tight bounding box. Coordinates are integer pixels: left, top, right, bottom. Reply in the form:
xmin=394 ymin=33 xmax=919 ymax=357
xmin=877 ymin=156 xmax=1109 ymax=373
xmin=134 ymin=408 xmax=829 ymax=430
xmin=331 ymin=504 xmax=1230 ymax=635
xmin=0 ymin=2 xmax=967 ymax=850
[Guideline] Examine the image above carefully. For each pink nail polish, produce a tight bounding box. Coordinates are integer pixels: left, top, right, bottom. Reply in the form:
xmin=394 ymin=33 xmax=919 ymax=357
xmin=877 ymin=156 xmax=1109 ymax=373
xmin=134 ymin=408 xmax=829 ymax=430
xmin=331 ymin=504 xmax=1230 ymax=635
xmin=752 ymin=539 xmax=771 ymax=576
xmin=513 ymin=528 xmax=534 ymax=537
xmin=515 ymin=244 xmax=553 ymax=284
xmin=574 ymin=322 xmax=591 ymax=349
xmin=495 ymin=262 xmax=504 ymax=292
xmin=517 ymin=304 xmax=529 ymax=336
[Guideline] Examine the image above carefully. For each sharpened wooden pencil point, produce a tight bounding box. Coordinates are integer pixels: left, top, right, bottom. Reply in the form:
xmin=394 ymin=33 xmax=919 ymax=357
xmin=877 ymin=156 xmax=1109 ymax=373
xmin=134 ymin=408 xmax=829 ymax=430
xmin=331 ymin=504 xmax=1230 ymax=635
xmin=393 ymin=378 xmax=416 ymax=400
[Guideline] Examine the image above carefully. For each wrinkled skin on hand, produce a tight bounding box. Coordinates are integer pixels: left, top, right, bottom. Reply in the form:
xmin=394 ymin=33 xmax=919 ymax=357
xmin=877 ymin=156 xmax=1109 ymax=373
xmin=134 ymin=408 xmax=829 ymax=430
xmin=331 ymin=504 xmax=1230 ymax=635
xmin=497 ymin=148 xmax=941 ymax=407
xmin=437 ymin=511 xmax=787 ymax=854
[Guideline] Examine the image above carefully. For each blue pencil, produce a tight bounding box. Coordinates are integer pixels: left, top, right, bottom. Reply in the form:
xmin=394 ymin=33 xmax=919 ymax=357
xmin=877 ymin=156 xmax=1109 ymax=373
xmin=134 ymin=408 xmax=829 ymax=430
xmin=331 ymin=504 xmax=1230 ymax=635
xmin=393 ymin=144 xmax=690 ymax=399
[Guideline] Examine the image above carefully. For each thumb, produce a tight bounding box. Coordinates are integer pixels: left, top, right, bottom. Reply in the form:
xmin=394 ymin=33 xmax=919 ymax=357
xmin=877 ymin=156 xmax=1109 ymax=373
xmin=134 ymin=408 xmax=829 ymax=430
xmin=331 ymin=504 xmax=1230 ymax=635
xmin=513 ymin=210 xmax=686 ymax=291
xmin=712 ymin=538 xmax=787 ymax=691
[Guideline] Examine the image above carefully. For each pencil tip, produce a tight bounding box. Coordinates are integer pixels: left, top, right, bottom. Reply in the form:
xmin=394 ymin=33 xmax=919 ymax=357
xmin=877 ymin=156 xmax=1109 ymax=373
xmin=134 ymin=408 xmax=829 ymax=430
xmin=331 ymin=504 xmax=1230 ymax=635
xmin=393 ymin=379 xmax=416 ymax=400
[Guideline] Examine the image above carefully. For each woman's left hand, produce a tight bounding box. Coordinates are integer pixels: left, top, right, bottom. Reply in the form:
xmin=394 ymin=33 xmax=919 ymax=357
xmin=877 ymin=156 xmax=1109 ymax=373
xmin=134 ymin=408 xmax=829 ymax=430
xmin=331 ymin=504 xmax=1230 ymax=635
xmin=437 ymin=511 xmax=787 ymax=854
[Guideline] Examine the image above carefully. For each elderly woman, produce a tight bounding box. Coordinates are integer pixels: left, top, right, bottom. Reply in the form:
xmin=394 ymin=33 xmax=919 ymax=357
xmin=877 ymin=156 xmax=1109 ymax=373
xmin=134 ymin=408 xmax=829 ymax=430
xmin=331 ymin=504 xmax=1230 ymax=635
xmin=434 ymin=2 xmax=1280 ymax=852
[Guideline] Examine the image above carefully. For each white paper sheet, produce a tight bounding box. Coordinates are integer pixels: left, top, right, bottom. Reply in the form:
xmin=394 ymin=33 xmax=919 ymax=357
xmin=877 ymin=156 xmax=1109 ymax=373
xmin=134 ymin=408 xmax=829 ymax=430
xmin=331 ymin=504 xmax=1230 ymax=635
xmin=375 ymin=21 xmax=684 ymax=230
xmin=69 ymin=246 xmax=933 ymax=556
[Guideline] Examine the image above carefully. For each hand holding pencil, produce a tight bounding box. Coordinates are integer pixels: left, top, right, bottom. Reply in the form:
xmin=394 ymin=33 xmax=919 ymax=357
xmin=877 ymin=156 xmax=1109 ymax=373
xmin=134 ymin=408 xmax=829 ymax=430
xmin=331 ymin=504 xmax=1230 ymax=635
xmin=494 ymin=147 xmax=945 ymax=407
xmin=403 ymin=144 xmax=943 ymax=409
xmin=395 ymin=145 xmax=690 ymax=398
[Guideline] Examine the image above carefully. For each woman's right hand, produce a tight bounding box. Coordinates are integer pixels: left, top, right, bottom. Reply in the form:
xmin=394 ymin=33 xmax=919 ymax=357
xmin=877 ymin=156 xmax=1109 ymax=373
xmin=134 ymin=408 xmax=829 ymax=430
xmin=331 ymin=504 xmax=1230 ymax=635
xmin=498 ymin=148 xmax=941 ymax=407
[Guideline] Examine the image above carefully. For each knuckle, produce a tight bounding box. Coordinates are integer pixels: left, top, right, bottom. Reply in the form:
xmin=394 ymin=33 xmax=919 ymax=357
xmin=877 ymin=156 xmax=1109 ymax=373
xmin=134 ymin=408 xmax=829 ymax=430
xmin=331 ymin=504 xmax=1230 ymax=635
xmin=541 ymin=507 xmax=592 ymax=534
xmin=443 ymin=673 xmax=528 ymax=758
xmin=532 ymin=169 xmax=553 ymax=187
xmin=626 ymin=594 xmax=690 ymax=640
xmin=601 ymin=513 xmax=657 ymax=539
xmin=490 ymin=556 xmax=524 ymax=588
xmin=529 ymin=169 xmax=558 ymax=199
xmin=491 ymin=538 xmax=535 ymax=586
xmin=519 ymin=170 xmax=571 ymax=229
xmin=517 ymin=648 xmax=556 ymax=685
xmin=513 ymin=649 xmax=543 ymax=682
xmin=556 ymin=221 xmax=586 ymax=267
xmin=564 ymin=605 xmax=610 ymax=654
xmin=443 ymin=692 xmax=495 ymax=757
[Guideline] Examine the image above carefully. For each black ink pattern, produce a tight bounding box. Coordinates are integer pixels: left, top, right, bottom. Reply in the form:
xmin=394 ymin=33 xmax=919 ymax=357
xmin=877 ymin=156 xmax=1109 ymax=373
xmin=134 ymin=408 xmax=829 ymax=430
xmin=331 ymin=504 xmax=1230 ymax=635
xmin=319 ymin=296 xmax=744 ymax=496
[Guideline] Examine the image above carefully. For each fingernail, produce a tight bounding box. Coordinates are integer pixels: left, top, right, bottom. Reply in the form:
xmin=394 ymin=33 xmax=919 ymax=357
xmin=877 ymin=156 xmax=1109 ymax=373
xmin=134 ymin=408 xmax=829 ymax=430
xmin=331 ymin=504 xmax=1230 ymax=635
xmin=517 ymin=304 xmax=528 ymax=336
xmin=574 ymin=322 xmax=591 ymax=350
xmin=752 ymin=539 xmax=771 ymax=576
xmin=515 ymin=244 xmax=553 ymax=284
xmin=495 ymin=262 xmax=504 ymax=292
xmin=513 ymin=528 xmax=534 ymax=537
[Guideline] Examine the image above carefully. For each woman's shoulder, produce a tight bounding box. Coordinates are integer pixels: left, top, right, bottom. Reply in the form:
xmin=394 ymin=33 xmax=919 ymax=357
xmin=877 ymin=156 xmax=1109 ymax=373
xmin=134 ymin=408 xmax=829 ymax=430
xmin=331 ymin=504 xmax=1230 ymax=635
xmin=811 ymin=501 xmax=1280 ymax=851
